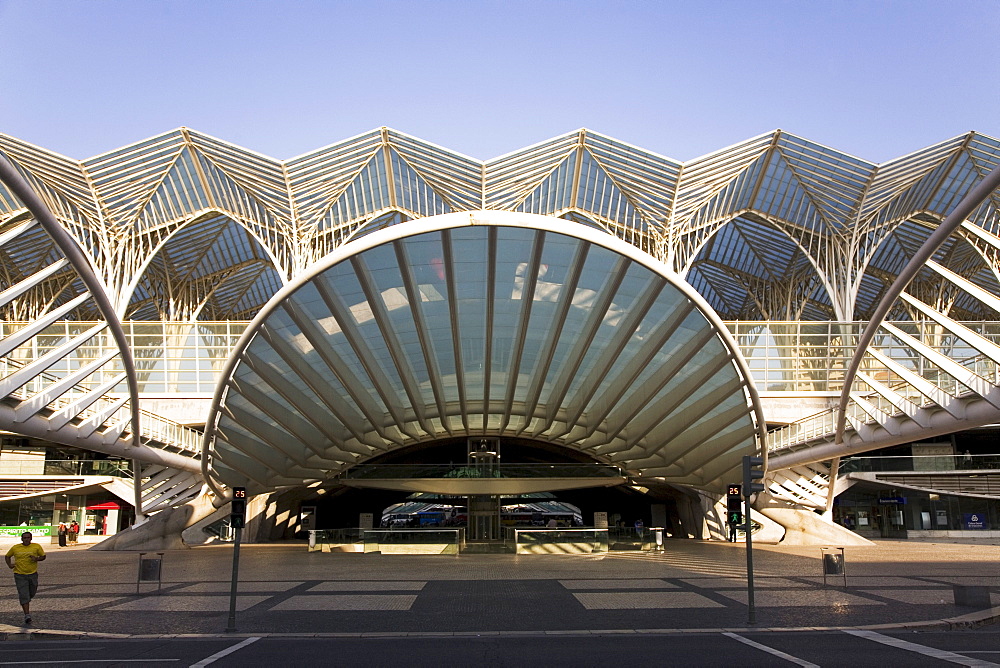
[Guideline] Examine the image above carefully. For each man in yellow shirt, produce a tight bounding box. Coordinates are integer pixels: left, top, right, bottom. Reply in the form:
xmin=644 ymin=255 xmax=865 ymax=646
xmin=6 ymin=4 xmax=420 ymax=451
xmin=5 ymin=532 xmax=45 ymax=625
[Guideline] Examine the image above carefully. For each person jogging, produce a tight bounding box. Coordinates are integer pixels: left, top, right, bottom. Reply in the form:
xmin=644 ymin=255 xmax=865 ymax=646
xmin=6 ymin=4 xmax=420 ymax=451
xmin=5 ymin=532 xmax=45 ymax=625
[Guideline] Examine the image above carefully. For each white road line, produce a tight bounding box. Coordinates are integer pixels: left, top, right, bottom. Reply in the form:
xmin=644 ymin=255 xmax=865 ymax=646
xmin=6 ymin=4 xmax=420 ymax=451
xmin=190 ymin=636 xmax=262 ymax=668
xmin=722 ymin=632 xmax=819 ymax=667
xmin=845 ymin=630 xmax=1000 ymax=667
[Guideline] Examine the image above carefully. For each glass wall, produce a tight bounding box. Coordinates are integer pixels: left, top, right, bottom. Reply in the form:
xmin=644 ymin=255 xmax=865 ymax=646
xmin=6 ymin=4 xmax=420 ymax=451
xmin=3 ymin=319 xmax=995 ymax=396
xmin=835 ymin=486 xmax=999 ymax=537
xmin=0 ymin=492 xmax=130 ymax=539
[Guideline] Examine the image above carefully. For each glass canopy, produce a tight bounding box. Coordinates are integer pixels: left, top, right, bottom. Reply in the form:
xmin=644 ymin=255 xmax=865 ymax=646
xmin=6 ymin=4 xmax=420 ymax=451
xmin=208 ymin=212 xmax=763 ymax=493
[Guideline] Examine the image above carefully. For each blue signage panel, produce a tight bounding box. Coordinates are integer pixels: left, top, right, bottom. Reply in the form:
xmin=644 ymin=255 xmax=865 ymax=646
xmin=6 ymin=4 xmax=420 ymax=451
xmin=877 ymin=497 xmax=906 ymax=505
xmin=962 ymin=513 xmax=987 ymax=530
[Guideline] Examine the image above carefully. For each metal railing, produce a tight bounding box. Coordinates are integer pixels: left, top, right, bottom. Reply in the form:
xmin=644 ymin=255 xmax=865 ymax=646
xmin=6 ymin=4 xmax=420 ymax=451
xmin=0 ymin=356 xmax=203 ymax=455
xmin=340 ymin=463 xmax=624 ymax=480
xmin=0 ymin=458 xmax=132 ymax=477
xmin=6 ymin=318 xmax=998 ymax=459
xmin=766 ymin=409 xmax=837 ymax=452
xmin=5 ymin=320 xmax=999 ymax=397
xmin=840 ymin=453 xmax=1000 ymax=474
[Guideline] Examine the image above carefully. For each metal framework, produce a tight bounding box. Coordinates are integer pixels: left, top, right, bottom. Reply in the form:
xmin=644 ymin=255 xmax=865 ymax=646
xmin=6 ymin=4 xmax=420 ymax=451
xmin=202 ymin=212 xmax=766 ymax=494
xmin=0 ymin=127 xmax=999 ymax=513
xmin=2 ymin=128 xmax=998 ymax=328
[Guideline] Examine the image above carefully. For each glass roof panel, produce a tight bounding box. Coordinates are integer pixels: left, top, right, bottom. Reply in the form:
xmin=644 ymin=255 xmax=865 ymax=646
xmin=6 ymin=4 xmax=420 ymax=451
xmin=211 ymin=213 xmax=760 ymax=491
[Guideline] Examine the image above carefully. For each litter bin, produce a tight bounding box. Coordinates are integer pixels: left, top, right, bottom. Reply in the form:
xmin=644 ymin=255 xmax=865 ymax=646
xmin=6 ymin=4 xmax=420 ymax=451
xmin=136 ymin=551 xmax=165 ymax=595
xmin=820 ymin=546 xmax=847 ymax=587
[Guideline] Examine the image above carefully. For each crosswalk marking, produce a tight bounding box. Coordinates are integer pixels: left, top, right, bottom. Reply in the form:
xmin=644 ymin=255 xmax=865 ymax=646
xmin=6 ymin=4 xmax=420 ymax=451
xmin=845 ymin=630 xmax=1000 ymax=667
xmin=724 ymin=632 xmax=820 ymax=667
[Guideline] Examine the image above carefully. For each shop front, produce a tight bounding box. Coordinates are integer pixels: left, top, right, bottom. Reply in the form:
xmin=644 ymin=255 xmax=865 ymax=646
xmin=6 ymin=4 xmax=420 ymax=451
xmin=835 ymin=486 xmax=1000 ymax=538
xmin=0 ymin=491 xmax=132 ymax=542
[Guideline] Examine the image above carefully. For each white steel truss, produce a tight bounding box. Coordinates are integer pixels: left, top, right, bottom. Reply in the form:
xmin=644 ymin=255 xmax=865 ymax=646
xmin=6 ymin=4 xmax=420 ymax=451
xmin=202 ymin=212 xmax=767 ymax=495
xmin=767 ymin=164 xmax=1000 ymax=508
xmin=0 ymin=153 xmax=203 ymax=518
xmin=2 ymin=128 xmax=998 ymax=327
xmin=0 ymin=127 xmax=998 ymax=511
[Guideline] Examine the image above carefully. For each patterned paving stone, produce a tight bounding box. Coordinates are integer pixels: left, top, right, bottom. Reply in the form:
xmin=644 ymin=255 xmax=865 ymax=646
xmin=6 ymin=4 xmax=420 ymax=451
xmin=680 ymin=578 xmax=812 ymax=589
xmin=44 ymin=584 xmax=139 ymax=595
xmin=573 ymin=592 xmax=723 ymax=609
xmin=308 ymin=581 xmax=426 ymax=591
xmin=1 ymin=541 xmax=995 ymax=634
xmin=715 ymin=589 xmax=885 ymax=607
xmin=107 ymin=596 xmax=269 ymax=611
xmin=0 ymin=596 xmax=122 ymax=612
xmin=559 ymin=579 xmax=677 ymax=589
xmin=174 ymin=581 xmax=302 ymax=592
xmin=270 ymin=595 xmax=418 ymax=611
xmin=798 ymin=577 xmax=949 ymax=588
xmin=860 ymin=589 xmax=962 ymax=605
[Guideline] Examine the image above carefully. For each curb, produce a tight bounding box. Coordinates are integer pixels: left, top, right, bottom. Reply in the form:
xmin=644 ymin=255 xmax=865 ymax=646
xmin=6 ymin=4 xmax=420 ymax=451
xmin=1 ymin=607 xmax=996 ymax=641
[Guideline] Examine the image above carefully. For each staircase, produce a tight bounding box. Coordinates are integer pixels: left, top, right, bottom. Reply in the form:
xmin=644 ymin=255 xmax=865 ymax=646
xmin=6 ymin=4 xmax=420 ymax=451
xmin=0 ymin=154 xmax=205 ymax=519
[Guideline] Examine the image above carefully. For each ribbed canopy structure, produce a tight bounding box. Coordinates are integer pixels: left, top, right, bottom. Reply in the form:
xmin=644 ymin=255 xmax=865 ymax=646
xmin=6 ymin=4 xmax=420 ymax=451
xmin=208 ymin=212 xmax=763 ymax=493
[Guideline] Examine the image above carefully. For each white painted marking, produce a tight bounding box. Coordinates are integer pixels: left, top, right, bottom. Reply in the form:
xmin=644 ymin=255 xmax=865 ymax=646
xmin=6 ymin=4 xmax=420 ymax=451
xmin=723 ymin=632 xmax=819 ymax=667
xmin=845 ymin=630 xmax=1000 ymax=667
xmin=189 ymin=636 xmax=261 ymax=668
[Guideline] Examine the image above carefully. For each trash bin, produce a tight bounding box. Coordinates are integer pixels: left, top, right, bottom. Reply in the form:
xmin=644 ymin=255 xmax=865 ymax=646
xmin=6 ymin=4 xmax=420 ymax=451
xmin=823 ymin=552 xmax=844 ymax=575
xmin=136 ymin=551 xmax=165 ymax=595
xmin=820 ymin=546 xmax=847 ymax=587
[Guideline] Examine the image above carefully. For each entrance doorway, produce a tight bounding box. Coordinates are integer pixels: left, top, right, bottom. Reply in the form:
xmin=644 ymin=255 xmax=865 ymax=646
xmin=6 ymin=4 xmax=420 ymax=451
xmin=467 ymin=438 xmax=500 ymax=541
xmin=878 ymin=503 xmax=907 ymax=538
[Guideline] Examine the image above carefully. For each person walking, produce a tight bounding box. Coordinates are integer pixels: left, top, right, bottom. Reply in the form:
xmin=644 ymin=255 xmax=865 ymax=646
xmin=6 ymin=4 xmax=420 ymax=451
xmin=68 ymin=520 xmax=79 ymax=545
xmin=57 ymin=522 xmax=68 ymax=548
xmin=5 ymin=532 xmax=45 ymax=625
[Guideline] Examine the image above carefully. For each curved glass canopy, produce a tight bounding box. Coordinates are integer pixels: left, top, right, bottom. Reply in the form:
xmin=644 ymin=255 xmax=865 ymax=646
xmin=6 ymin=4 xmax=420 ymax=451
xmin=207 ymin=212 xmax=763 ymax=493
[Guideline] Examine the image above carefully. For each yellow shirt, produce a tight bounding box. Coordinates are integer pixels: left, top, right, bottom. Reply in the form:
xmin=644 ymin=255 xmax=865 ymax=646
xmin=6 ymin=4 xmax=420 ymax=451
xmin=6 ymin=543 xmax=44 ymax=575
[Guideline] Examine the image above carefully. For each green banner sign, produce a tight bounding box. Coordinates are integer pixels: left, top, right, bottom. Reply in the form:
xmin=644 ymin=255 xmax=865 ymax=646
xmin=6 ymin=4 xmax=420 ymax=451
xmin=0 ymin=526 xmax=51 ymax=537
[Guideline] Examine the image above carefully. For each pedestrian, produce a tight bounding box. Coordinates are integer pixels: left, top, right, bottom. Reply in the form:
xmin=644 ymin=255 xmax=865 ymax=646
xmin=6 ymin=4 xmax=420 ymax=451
xmin=57 ymin=522 xmax=67 ymax=548
xmin=68 ymin=520 xmax=79 ymax=545
xmin=5 ymin=531 xmax=45 ymax=625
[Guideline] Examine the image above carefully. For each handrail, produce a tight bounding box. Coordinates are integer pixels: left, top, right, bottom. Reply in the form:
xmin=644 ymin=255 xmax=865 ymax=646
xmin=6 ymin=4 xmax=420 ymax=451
xmin=0 ymin=357 xmax=202 ymax=454
xmin=835 ymin=163 xmax=1000 ymax=445
xmin=341 ymin=463 xmax=625 ymax=479
xmin=0 ymin=154 xmax=147 ymax=515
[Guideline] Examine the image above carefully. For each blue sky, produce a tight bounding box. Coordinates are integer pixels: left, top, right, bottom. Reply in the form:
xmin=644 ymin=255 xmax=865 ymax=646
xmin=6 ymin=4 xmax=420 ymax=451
xmin=0 ymin=0 xmax=997 ymax=163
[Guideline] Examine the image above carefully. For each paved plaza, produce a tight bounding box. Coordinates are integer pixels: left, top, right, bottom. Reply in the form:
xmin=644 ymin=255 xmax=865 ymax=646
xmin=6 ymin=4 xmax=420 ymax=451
xmin=0 ymin=540 xmax=996 ymax=639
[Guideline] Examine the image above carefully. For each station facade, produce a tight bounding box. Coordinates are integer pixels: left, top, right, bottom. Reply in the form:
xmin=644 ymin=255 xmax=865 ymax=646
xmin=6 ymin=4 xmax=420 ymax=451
xmin=0 ymin=127 xmax=999 ymax=548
